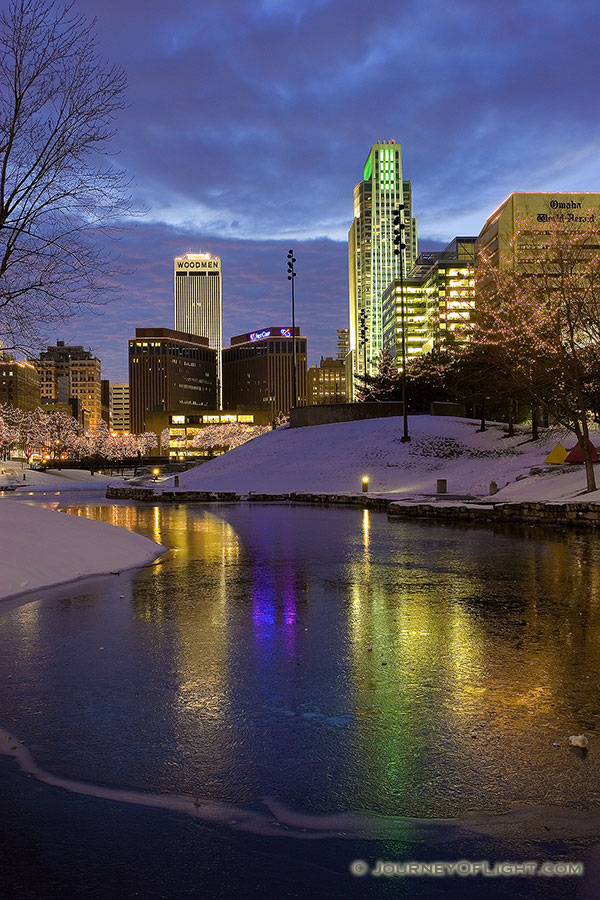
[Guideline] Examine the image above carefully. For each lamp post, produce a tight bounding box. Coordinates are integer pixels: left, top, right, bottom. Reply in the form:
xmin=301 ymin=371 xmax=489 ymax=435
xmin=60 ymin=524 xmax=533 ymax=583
xmin=393 ymin=204 xmax=410 ymax=443
xmin=287 ymin=250 xmax=297 ymax=411
xmin=358 ymin=308 xmax=367 ymax=381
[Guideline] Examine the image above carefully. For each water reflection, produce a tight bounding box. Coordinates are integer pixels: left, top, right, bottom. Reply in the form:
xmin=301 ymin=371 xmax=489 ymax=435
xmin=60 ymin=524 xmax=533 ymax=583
xmin=1 ymin=501 xmax=600 ymax=820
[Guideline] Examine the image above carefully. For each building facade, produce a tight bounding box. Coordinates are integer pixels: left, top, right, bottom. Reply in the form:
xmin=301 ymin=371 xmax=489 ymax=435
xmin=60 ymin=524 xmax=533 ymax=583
xmin=222 ymin=327 xmax=307 ymax=416
xmin=336 ymin=328 xmax=350 ymax=361
xmin=348 ymin=140 xmax=418 ymax=394
xmin=100 ymin=379 xmax=110 ymax=424
xmin=382 ymin=237 xmax=476 ymax=364
xmin=0 ymin=355 xmax=40 ymax=412
xmin=146 ymin=409 xmax=272 ymax=458
xmin=36 ymin=341 xmax=102 ymax=427
xmin=476 ymin=192 xmax=600 ymax=270
xmin=307 ymin=357 xmax=346 ymax=405
xmin=109 ymin=383 xmax=130 ymax=433
xmin=128 ymin=328 xmax=217 ymax=434
xmin=174 ymin=252 xmax=223 ymax=407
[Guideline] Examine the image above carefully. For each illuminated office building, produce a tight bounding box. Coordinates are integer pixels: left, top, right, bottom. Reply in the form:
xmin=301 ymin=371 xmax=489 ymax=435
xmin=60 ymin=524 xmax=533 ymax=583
xmin=476 ymin=192 xmax=600 ymax=270
xmin=307 ymin=357 xmax=346 ymax=405
xmin=109 ymin=383 xmax=130 ymax=433
xmin=36 ymin=340 xmax=102 ymax=427
xmin=128 ymin=328 xmax=217 ymax=434
xmin=348 ymin=140 xmax=417 ymax=396
xmin=382 ymin=237 xmax=476 ymax=365
xmin=174 ymin=252 xmax=223 ymax=407
xmin=222 ymin=327 xmax=307 ymax=416
xmin=336 ymin=328 xmax=350 ymax=361
xmin=0 ymin=353 xmax=40 ymax=412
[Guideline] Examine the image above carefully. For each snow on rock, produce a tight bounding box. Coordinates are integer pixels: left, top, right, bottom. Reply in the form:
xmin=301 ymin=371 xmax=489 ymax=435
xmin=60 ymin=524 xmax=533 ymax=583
xmin=170 ymin=416 xmax=593 ymax=499
xmin=0 ymin=501 xmax=167 ymax=602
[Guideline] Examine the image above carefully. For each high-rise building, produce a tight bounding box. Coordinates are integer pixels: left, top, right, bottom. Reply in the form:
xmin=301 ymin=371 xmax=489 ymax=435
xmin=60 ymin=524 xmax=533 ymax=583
xmin=109 ymin=383 xmax=130 ymax=433
xmin=382 ymin=237 xmax=476 ymax=364
xmin=222 ymin=327 xmax=307 ymax=416
xmin=128 ymin=328 xmax=217 ymax=434
xmin=174 ymin=252 xmax=223 ymax=407
xmin=307 ymin=357 xmax=346 ymax=405
xmin=100 ymin=379 xmax=110 ymax=424
xmin=476 ymin=192 xmax=600 ymax=271
xmin=336 ymin=328 xmax=350 ymax=361
xmin=348 ymin=140 xmax=417 ymax=396
xmin=36 ymin=340 xmax=102 ymax=427
xmin=0 ymin=353 xmax=40 ymax=412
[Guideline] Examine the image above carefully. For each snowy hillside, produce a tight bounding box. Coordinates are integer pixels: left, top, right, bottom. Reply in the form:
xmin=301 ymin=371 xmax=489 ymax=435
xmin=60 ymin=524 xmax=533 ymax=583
xmin=170 ymin=416 xmax=598 ymax=500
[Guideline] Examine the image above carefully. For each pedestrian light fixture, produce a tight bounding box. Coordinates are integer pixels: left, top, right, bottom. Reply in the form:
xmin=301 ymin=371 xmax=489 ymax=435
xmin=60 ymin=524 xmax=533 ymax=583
xmin=152 ymin=467 xmax=159 ymax=481
xmin=362 ymin=475 xmax=369 ymax=493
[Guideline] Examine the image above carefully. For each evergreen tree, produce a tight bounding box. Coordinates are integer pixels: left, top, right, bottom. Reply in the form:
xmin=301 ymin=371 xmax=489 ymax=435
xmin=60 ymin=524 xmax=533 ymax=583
xmin=355 ymin=349 xmax=401 ymax=401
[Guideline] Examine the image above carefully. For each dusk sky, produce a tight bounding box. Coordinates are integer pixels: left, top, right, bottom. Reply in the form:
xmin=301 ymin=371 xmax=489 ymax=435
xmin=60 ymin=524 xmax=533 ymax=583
xmin=61 ymin=0 xmax=600 ymax=381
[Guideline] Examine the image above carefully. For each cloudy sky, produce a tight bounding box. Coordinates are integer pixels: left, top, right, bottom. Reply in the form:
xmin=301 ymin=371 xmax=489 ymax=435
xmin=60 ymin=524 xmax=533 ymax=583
xmin=61 ymin=0 xmax=600 ymax=380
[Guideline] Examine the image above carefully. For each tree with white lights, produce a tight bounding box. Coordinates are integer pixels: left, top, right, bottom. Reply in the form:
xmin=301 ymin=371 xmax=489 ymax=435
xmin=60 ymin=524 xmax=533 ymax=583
xmin=190 ymin=423 xmax=270 ymax=453
xmin=473 ymin=214 xmax=600 ymax=490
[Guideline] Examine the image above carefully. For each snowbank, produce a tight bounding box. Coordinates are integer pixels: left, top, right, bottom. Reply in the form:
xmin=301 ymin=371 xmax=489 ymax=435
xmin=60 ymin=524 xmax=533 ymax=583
xmin=0 ymin=460 xmax=125 ymax=492
xmin=163 ymin=416 xmax=599 ymax=501
xmin=0 ymin=501 xmax=167 ymax=601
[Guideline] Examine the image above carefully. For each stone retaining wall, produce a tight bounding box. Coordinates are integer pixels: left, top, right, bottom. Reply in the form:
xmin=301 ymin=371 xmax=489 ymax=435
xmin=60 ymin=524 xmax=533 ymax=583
xmin=386 ymin=501 xmax=600 ymax=527
xmin=106 ymin=486 xmax=240 ymax=502
xmin=105 ymin=485 xmax=600 ymax=528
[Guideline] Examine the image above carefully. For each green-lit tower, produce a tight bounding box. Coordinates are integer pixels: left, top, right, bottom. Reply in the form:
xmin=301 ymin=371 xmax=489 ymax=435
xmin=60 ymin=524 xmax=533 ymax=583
xmin=348 ymin=140 xmax=417 ymax=396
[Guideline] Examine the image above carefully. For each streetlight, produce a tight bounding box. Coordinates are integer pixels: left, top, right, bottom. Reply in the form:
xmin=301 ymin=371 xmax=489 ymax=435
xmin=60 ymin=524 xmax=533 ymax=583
xmin=287 ymin=250 xmax=297 ymax=410
xmin=359 ymin=308 xmax=368 ymax=381
xmin=393 ymin=204 xmax=410 ymax=443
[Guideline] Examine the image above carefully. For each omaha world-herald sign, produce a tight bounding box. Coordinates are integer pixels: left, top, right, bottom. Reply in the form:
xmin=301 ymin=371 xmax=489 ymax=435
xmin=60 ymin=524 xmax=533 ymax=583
xmin=477 ymin=192 xmax=600 ymax=267
xmin=512 ymin=192 xmax=600 ymax=226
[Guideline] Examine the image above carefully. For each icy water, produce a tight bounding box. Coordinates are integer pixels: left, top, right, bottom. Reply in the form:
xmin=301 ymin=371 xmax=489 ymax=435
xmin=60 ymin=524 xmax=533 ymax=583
xmin=1 ymin=496 xmax=600 ymax=899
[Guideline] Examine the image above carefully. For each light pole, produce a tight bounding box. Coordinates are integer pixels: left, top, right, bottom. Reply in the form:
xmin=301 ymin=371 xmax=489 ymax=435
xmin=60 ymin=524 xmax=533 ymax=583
xmin=359 ymin=308 xmax=368 ymax=381
xmin=287 ymin=250 xmax=297 ymax=410
xmin=393 ymin=204 xmax=410 ymax=442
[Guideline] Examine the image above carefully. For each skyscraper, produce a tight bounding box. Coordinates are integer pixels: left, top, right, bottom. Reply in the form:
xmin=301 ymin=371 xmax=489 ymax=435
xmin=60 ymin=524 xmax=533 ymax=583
xmin=381 ymin=237 xmax=476 ymax=365
xmin=128 ymin=328 xmax=217 ymax=434
xmin=336 ymin=328 xmax=350 ymax=361
xmin=109 ymin=383 xmax=130 ymax=433
xmin=348 ymin=140 xmax=417 ymax=396
xmin=174 ymin=252 xmax=223 ymax=407
xmin=36 ymin=340 xmax=102 ymax=427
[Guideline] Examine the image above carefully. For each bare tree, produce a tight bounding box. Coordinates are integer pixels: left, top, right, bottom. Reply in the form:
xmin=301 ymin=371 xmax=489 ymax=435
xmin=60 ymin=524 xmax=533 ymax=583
xmin=0 ymin=0 xmax=134 ymax=350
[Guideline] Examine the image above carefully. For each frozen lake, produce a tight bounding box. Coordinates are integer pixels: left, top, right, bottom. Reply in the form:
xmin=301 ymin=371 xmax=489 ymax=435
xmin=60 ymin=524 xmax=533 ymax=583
xmin=0 ymin=497 xmax=598 ymax=898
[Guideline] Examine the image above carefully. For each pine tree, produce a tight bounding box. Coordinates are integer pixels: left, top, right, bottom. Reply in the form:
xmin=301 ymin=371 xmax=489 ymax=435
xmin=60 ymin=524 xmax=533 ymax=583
xmin=356 ymin=349 xmax=401 ymax=402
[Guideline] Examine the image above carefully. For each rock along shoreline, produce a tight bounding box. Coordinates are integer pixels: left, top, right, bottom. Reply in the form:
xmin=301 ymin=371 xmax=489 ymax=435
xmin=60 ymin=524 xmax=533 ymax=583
xmin=105 ymin=485 xmax=600 ymax=529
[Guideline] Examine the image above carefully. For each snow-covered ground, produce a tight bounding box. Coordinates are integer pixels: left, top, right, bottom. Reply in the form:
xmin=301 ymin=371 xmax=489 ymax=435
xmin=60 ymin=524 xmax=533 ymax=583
xmin=0 ymin=500 xmax=167 ymax=602
xmin=0 ymin=460 xmax=126 ymax=493
xmin=160 ymin=415 xmax=600 ymax=502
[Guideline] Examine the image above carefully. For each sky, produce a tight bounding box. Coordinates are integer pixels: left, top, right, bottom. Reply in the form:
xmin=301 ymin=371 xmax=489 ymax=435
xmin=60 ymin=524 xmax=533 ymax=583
xmin=48 ymin=0 xmax=600 ymax=380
